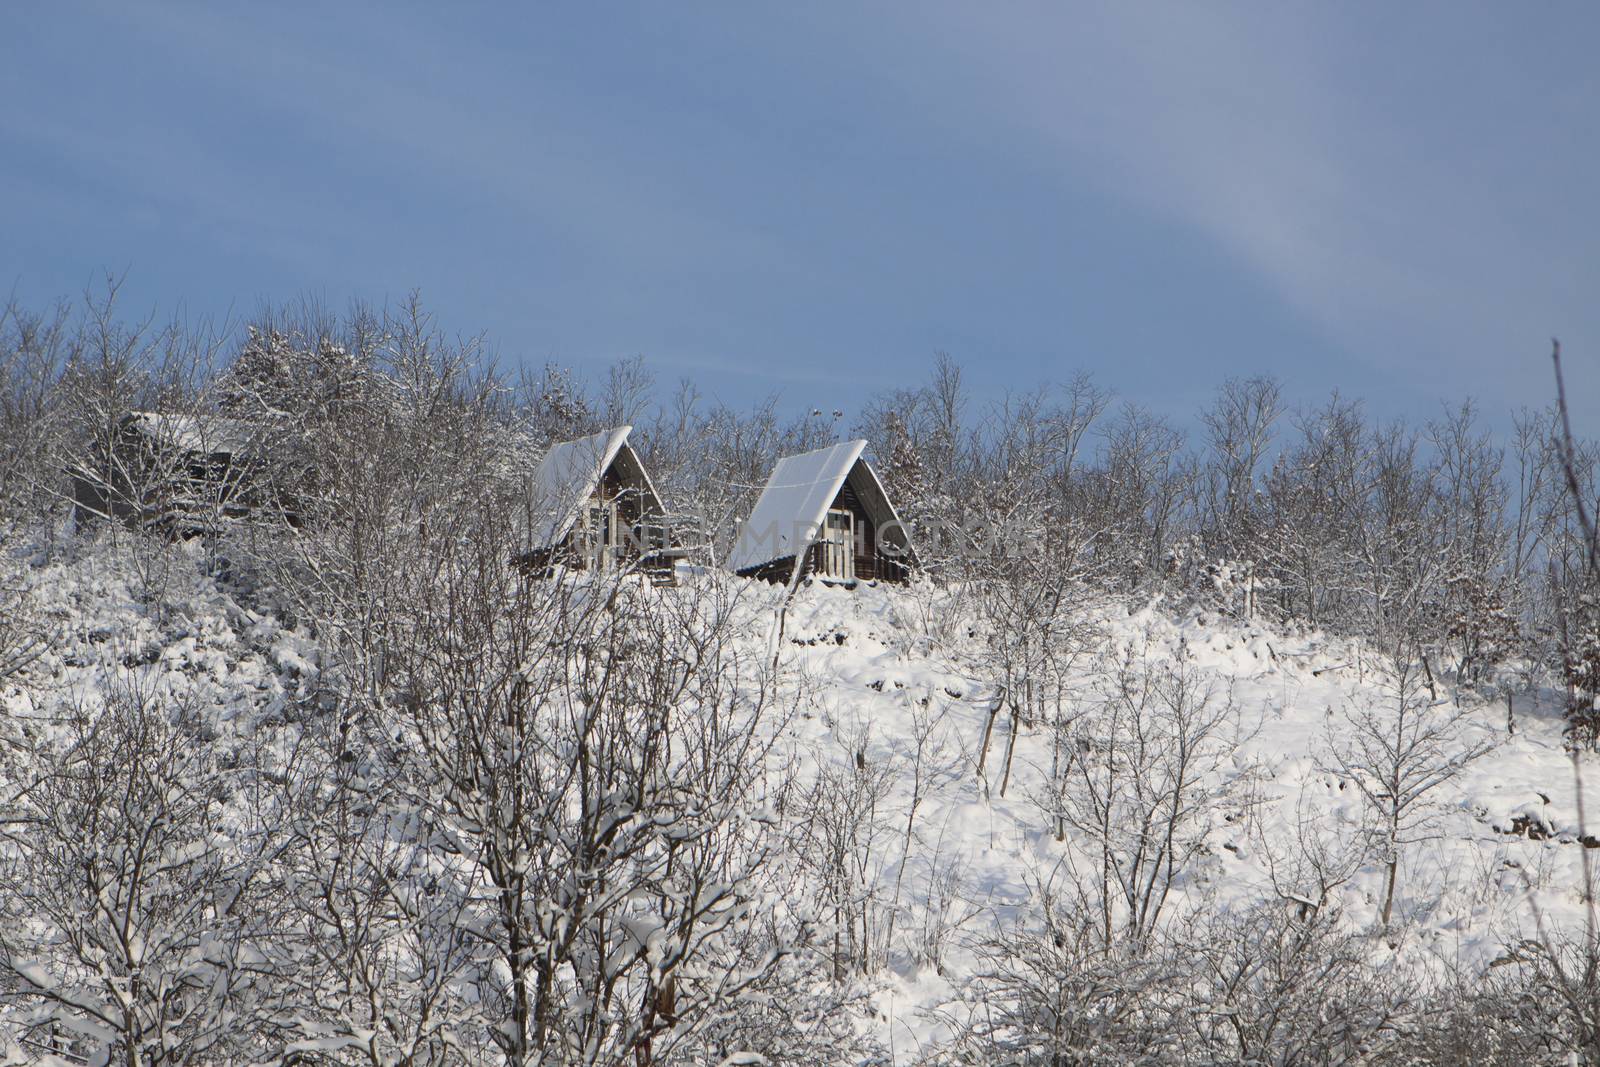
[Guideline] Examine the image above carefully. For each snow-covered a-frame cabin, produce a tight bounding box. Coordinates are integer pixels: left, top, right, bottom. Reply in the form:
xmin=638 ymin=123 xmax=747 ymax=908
xmin=519 ymin=425 xmax=675 ymax=579
xmin=727 ymin=440 xmax=915 ymax=585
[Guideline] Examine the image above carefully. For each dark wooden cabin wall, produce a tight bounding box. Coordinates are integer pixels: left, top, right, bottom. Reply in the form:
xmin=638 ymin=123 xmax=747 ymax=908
xmin=829 ymin=479 xmax=909 ymax=583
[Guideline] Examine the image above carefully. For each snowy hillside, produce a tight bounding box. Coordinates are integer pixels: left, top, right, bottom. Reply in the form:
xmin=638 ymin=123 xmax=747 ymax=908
xmin=767 ymin=579 xmax=1600 ymax=1054
xmin=6 ymin=526 xmax=1599 ymax=1064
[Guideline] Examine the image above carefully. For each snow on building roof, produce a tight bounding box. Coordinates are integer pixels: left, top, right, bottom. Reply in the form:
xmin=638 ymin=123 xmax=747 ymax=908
xmin=124 ymin=412 xmax=262 ymax=455
xmin=726 ymin=439 xmax=869 ymax=574
xmin=526 ymin=425 xmax=658 ymax=548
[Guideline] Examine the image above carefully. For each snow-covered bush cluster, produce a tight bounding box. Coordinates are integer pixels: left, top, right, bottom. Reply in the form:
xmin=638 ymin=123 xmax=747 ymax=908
xmin=2 ymin=288 xmax=1600 ymax=1064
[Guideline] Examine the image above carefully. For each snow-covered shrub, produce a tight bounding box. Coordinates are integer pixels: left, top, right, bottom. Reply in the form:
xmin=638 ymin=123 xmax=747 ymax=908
xmin=682 ymin=945 xmax=885 ymax=1066
xmin=0 ymin=681 xmax=287 ymax=1064
xmin=932 ymin=896 xmax=1181 ymax=1066
xmin=1495 ymin=928 xmax=1600 ymax=1066
xmin=1440 ymin=573 xmax=1523 ymax=689
xmin=1180 ymin=903 xmax=1412 ymax=1063
xmin=0 ymin=566 xmax=45 ymax=684
xmin=1399 ymin=968 xmax=1566 ymax=1067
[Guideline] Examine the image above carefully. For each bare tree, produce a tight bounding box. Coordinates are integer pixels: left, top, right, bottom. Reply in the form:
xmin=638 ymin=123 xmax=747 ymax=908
xmin=1082 ymin=403 xmax=1191 ymax=585
xmin=269 ymin=721 xmax=486 ymax=1066
xmin=1251 ymin=781 xmax=1371 ymax=920
xmin=973 ymin=528 xmax=1093 ymax=801
xmin=796 ymin=724 xmax=897 ymax=980
xmin=381 ymin=505 xmax=794 ymax=1066
xmin=599 ymin=354 xmax=653 ymax=430
xmin=1052 ymin=638 xmax=1237 ymax=945
xmin=1198 ymin=374 xmax=1282 ymax=564
xmin=1426 ymin=401 xmax=1516 ymax=686
xmin=0 ymin=297 xmax=75 ymax=527
xmin=1497 ymin=340 xmax=1600 ymax=1065
xmin=1259 ymin=393 xmax=1368 ymax=627
xmin=1321 ymin=635 xmax=1493 ymax=928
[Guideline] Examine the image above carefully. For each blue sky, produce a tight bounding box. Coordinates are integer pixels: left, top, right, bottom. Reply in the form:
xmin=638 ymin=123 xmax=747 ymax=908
xmin=3 ymin=3 xmax=1596 ymax=432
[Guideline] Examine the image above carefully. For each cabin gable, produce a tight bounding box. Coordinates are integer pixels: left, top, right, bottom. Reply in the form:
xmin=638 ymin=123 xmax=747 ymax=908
xmin=729 ymin=442 xmax=915 ymax=586
xmin=519 ymin=427 xmax=675 ymax=579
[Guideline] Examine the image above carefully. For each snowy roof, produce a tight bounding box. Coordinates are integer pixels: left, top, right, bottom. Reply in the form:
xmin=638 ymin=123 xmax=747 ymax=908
xmin=124 ymin=412 xmax=262 ymax=455
xmin=526 ymin=425 xmax=662 ymax=547
xmin=727 ymin=439 xmax=917 ymax=575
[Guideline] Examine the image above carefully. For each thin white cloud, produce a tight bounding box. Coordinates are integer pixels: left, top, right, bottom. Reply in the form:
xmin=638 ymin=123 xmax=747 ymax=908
xmin=904 ymin=1 xmax=1597 ymax=408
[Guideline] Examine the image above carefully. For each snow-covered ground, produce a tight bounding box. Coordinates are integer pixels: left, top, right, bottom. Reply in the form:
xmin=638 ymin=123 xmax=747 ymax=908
xmin=763 ymin=579 xmax=1600 ymax=1053
xmin=5 ymin=531 xmax=1598 ymax=1060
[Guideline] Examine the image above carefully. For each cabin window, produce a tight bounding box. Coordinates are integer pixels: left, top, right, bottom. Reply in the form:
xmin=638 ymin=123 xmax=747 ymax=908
xmin=820 ymin=508 xmax=855 ymax=580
